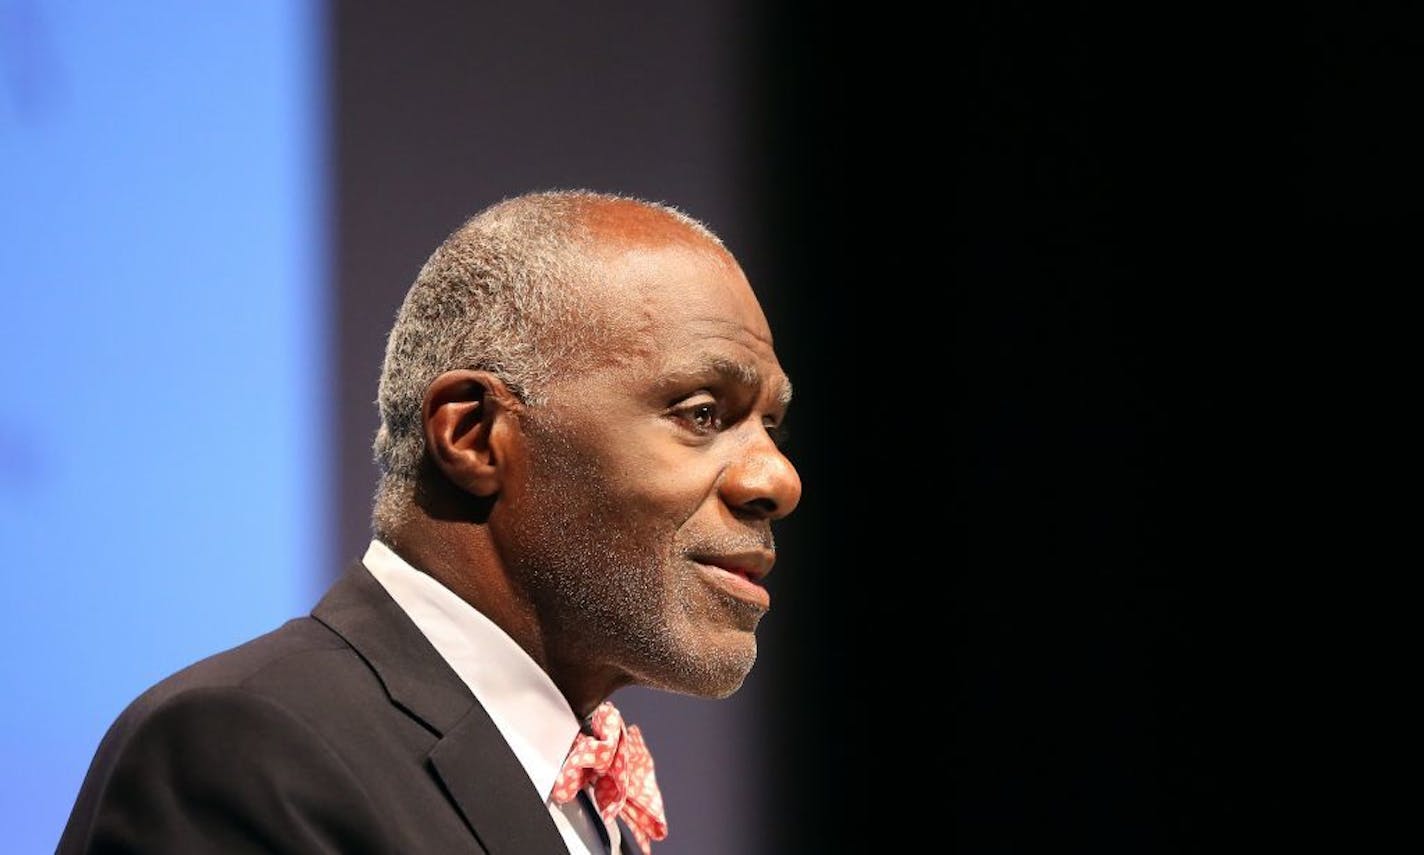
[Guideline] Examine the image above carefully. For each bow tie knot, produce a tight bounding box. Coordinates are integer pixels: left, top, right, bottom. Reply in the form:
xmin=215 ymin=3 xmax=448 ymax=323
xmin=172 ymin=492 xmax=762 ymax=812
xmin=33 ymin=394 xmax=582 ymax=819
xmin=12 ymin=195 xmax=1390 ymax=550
xmin=552 ymin=701 xmax=667 ymax=854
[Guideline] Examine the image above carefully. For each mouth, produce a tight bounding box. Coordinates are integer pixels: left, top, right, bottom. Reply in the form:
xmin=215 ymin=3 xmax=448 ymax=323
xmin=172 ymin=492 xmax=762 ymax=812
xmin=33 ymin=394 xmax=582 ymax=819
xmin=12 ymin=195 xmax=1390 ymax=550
xmin=688 ymin=550 xmax=775 ymax=610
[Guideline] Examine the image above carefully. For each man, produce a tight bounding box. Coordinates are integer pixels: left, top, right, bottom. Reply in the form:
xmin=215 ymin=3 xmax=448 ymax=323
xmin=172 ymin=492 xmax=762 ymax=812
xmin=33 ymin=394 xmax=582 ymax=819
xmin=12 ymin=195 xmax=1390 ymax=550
xmin=58 ymin=191 xmax=801 ymax=854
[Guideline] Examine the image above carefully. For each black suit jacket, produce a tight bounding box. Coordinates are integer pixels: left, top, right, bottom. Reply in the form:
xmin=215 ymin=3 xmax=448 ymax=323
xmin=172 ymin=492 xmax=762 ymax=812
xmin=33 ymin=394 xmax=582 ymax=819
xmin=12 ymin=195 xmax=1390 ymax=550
xmin=59 ymin=560 xmax=638 ymax=854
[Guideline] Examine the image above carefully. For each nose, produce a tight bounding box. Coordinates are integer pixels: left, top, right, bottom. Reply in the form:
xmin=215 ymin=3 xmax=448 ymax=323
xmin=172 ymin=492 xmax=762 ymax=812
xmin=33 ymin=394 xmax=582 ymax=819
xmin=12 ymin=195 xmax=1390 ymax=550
xmin=719 ymin=432 xmax=802 ymax=521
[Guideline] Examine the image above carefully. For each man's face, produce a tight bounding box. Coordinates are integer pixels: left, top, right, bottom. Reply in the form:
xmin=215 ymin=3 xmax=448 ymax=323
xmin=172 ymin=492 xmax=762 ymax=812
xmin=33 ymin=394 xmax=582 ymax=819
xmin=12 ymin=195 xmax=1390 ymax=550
xmin=491 ymin=228 xmax=801 ymax=699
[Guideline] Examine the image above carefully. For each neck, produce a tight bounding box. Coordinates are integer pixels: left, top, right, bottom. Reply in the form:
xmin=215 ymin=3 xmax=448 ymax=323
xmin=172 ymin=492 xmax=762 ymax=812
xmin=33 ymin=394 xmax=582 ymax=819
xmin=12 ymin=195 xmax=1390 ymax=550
xmin=382 ymin=506 xmax=627 ymax=718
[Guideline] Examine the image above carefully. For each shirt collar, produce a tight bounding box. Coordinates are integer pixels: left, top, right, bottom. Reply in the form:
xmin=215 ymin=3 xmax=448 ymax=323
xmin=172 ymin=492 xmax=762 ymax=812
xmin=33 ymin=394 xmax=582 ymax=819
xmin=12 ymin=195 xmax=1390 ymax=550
xmin=361 ymin=538 xmax=581 ymax=802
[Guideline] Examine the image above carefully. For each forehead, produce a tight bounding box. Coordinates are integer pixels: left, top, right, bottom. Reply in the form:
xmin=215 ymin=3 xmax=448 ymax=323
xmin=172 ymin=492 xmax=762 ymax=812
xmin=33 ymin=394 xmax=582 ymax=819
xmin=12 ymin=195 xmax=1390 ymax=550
xmin=577 ymin=220 xmax=789 ymax=402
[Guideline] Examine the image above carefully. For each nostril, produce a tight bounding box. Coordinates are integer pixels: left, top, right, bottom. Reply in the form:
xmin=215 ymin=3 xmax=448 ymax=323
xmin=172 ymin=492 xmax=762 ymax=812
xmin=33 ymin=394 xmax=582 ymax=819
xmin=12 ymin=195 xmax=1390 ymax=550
xmin=740 ymin=497 xmax=777 ymax=517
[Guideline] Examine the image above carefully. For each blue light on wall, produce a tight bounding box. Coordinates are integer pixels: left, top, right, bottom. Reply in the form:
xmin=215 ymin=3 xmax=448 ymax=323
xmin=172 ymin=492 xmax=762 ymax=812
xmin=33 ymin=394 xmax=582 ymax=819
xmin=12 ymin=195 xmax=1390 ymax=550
xmin=0 ymin=2 xmax=326 ymax=849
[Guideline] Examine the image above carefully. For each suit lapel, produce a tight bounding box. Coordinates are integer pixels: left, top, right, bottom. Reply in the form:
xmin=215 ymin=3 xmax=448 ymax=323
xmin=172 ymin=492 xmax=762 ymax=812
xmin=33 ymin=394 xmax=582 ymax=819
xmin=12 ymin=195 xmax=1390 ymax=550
xmin=313 ymin=561 xmax=568 ymax=855
xmin=428 ymin=703 xmax=572 ymax=855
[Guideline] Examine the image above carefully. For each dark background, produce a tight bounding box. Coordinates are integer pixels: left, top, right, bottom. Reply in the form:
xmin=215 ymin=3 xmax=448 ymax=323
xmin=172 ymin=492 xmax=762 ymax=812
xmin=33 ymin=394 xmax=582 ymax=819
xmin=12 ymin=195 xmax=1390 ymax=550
xmin=331 ymin=3 xmax=1406 ymax=851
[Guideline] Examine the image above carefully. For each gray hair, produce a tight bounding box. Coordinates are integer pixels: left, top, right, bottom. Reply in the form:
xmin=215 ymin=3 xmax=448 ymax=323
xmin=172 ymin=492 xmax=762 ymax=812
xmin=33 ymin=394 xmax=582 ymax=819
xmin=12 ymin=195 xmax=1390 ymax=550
xmin=371 ymin=190 xmax=722 ymax=536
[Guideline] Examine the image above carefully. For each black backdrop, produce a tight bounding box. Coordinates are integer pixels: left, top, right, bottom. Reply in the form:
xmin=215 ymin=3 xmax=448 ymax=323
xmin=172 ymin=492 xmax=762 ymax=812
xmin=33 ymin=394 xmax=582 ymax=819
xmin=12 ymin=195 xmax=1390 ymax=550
xmin=748 ymin=4 xmax=1404 ymax=852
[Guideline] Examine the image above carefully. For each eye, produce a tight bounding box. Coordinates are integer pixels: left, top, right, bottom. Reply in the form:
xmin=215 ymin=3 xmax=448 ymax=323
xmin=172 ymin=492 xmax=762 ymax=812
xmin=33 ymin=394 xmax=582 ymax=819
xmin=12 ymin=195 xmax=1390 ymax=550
xmin=764 ymin=416 xmax=790 ymax=448
xmin=687 ymin=402 xmax=722 ymax=432
xmin=672 ymin=398 xmax=724 ymax=435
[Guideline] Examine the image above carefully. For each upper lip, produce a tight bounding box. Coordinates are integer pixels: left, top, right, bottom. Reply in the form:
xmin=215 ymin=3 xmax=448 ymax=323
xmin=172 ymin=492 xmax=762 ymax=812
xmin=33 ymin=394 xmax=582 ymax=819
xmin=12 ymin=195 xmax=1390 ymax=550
xmin=689 ymin=550 xmax=776 ymax=583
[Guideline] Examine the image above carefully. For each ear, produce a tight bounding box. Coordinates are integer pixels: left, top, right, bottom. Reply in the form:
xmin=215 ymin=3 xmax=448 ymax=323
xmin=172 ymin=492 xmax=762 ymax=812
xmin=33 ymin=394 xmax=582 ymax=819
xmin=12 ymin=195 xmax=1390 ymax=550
xmin=421 ymin=370 xmax=523 ymax=498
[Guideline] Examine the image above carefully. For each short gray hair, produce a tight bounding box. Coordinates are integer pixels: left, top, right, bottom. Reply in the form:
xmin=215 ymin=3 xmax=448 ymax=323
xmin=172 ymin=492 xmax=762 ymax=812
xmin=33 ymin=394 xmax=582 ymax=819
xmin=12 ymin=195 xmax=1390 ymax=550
xmin=371 ymin=190 xmax=721 ymax=536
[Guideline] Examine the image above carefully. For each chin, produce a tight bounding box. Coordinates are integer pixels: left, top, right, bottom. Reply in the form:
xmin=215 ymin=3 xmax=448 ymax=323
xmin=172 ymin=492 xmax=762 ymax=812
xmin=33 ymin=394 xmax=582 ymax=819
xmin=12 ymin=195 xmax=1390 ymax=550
xmin=641 ymin=633 xmax=759 ymax=699
xmin=700 ymin=671 xmax=751 ymax=700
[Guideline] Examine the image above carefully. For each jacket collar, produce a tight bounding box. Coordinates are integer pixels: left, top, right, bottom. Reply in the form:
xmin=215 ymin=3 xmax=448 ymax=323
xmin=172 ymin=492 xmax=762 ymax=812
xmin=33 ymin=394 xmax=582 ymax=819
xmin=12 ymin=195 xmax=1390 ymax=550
xmin=312 ymin=560 xmax=569 ymax=855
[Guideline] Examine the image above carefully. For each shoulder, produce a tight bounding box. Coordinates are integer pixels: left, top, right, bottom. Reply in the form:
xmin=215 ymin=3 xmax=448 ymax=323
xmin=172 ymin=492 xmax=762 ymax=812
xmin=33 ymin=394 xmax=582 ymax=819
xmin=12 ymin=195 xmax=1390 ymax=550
xmin=97 ymin=682 xmax=360 ymax=778
xmin=97 ymin=615 xmax=403 ymax=774
xmin=118 ymin=618 xmax=367 ymax=718
xmin=60 ymin=683 xmax=394 ymax=853
xmin=58 ymin=619 xmax=398 ymax=853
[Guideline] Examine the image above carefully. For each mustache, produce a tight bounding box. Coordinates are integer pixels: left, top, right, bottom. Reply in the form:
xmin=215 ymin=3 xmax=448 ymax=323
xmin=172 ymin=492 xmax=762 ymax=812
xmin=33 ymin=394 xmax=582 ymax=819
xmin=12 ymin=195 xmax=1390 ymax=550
xmin=681 ymin=529 xmax=776 ymax=555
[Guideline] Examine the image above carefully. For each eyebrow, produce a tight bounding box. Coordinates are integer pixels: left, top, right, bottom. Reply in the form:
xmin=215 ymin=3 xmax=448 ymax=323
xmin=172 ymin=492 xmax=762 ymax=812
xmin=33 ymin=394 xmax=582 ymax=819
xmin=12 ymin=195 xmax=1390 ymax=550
xmin=671 ymin=354 xmax=794 ymax=408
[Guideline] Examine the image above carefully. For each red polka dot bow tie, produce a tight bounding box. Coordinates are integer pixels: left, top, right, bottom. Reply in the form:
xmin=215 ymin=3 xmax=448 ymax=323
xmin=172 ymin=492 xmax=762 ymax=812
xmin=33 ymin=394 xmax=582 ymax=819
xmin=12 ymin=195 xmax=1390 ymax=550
xmin=552 ymin=701 xmax=668 ymax=854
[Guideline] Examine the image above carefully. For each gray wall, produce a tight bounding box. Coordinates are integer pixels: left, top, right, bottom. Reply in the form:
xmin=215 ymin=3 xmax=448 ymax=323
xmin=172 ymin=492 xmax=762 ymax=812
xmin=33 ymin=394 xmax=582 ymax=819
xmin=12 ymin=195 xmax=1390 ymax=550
xmin=331 ymin=5 xmax=765 ymax=852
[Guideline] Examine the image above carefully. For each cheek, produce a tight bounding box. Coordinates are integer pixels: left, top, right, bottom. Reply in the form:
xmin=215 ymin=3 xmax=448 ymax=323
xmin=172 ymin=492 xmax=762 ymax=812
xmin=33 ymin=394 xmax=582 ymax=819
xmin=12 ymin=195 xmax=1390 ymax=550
xmin=595 ymin=480 xmax=698 ymax=551
xmin=528 ymin=417 xmax=723 ymax=537
xmin=616 ymin=451 xmax=723 ymax=534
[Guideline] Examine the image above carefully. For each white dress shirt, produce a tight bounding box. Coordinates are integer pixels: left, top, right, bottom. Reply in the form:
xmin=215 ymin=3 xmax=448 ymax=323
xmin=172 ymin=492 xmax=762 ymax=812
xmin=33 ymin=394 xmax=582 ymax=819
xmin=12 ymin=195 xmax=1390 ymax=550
xmin=362 ymin=539 xmax=620 ymax=855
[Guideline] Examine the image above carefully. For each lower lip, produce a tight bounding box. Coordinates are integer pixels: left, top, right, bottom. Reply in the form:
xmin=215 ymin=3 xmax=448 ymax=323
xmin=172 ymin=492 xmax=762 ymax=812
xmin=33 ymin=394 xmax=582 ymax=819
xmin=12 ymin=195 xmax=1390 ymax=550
xmin=694 ymin=562 xmax=771 ymax=610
